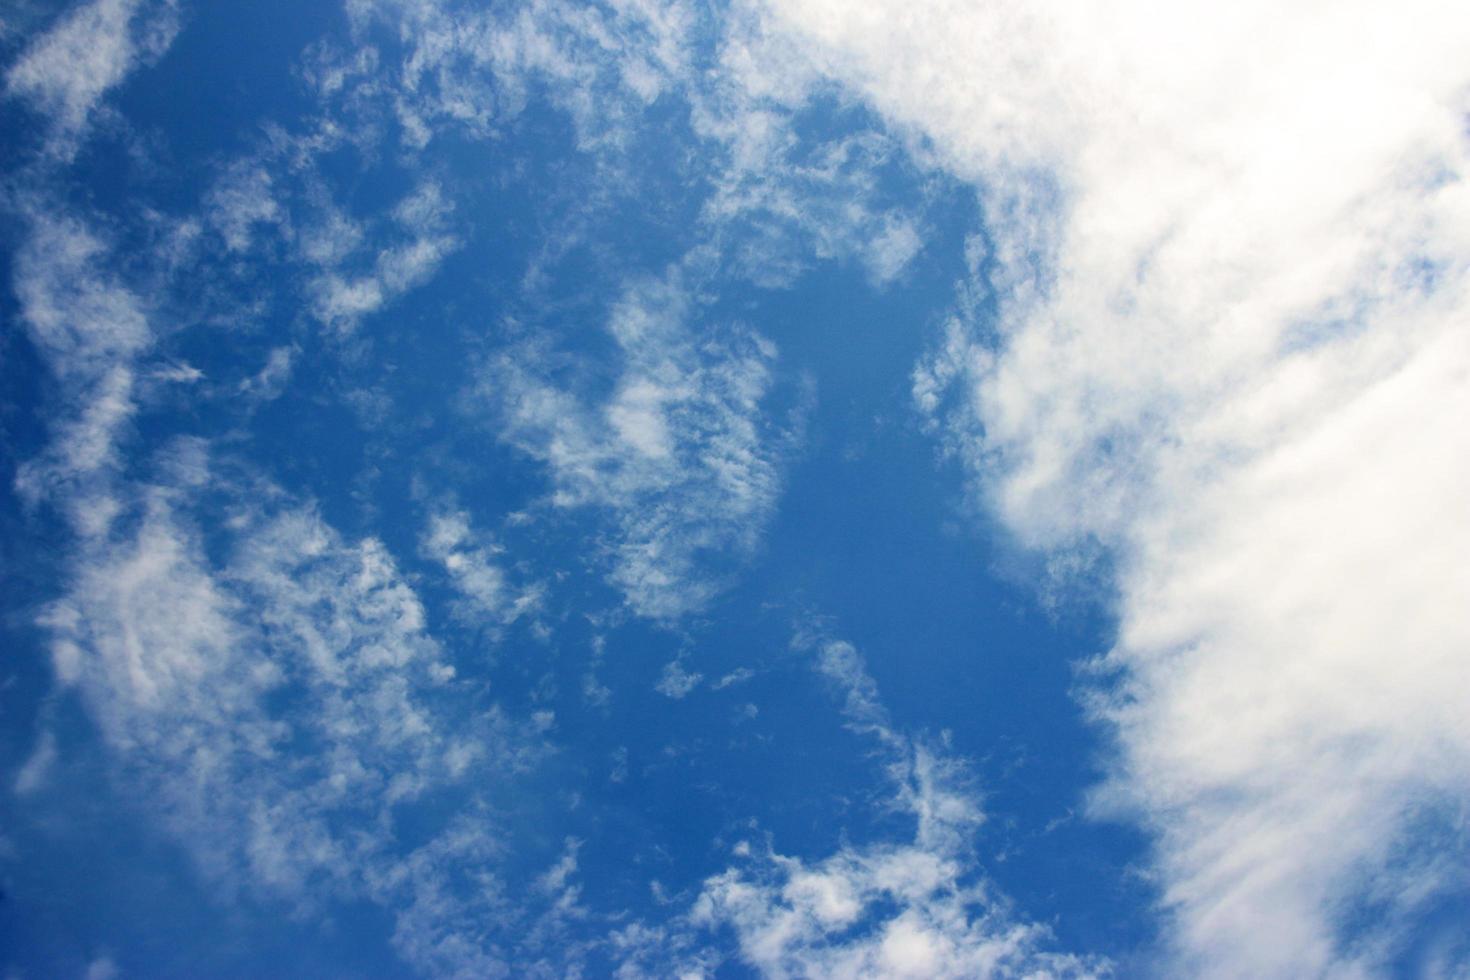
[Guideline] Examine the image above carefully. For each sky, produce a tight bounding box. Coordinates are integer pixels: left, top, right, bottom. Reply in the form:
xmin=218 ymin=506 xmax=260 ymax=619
xmin=1 ymin=1 xmax=1468 ymax=978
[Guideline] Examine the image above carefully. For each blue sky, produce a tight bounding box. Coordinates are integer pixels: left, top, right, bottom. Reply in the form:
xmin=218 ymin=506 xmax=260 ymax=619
xmin=3 ymin=1 xmax=1469 ymax=978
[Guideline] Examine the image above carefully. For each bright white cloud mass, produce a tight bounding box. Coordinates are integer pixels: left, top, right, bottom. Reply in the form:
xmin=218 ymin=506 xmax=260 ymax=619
xmin=2 ymin=1 xmax=1467 ymax=978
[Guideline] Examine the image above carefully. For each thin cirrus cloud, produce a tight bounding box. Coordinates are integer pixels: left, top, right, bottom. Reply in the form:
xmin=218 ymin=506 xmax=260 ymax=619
xmin=759 ymin=0 xmax=1470 ymax=975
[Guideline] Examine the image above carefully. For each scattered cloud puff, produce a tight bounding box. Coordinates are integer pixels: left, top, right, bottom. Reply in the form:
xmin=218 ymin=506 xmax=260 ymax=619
xmin=191 ymin=119 xmax=464 ymax=337
xmin=655 ymin=659 xmax=702 ymax=699
xmin=46 ymin=487 xmax=445 ymax=875
xmin=481 ymin=266 xmax=787 ymax=618
xmin=237 ymin=346 xmax=296 ymax=402
xmin=765 ymin=0 xmax=1470 ymax=974
xmin=693 ymin=825 xmax=1095 ymax=980
xmin=10 ymin=209 xmax=153 ymax=376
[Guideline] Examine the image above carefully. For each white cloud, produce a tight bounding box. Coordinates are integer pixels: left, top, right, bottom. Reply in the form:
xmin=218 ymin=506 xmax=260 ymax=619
xmin=682 ymin=632 xmax=1098 ymax=979
xmin=83 ymin=956 xmax=119 ymax=980
xmin=481 ymin=265 xmax=787 ymax=619
xmin=693 ymin=840 xmax=1094 ymax=980
xmin=9 ymin=209 xmax=153 ymax=538
xmin=812 ymin=638 xmax=899 ymax=749
xmin=296 ymin=204 xmax=364 ymax=267
xmin=655 ymin=659 xmax=702 ymax=699
xmin=179 ymin=140 xmax=463 ymax=337
xmin=421 ymin=507 xmax=544 ymax=628
xmin=208 ymin=165 xmax=284 ymax=253
xmin=611 ymin=626 xmax=1098 ymax=978
xmin=341 ymin=0 xmax=696 ymax=152
xmin=308 ymin=180 xmax=460 ymax=332
xmin=12 ymin=730 xmax=58 ymax=796
xmin=3 ymin=0 xmax=179 ymax=156
xmin=336 ymin=0 xmax=931 ymax=293
xmin=712 ymin=667 xmax=754 ymax=689
xmin=33 ymin=470 xmax=576 ymax=974
xmin=10 ymin=210 xmax=152 ymax=378
xmin=535 ymin=837 xmax=582 ymax=898
xmin=863 ymin=214 xmax=922 ymax=286
xmin=583 ymin=671 xmax=613 ymax=709
xmin=609 ymin=745 xmax=629 ymax=783
xmin=753 ymin=0 xmax=1470 ymax=974
xmin=44 ymin=492 xmax=457 ymax=827
xmin=148 ymin=361 xmax=203 ymax=384
xmin=687 ymin=15 xmax=935 ymax=291
xmin=238 ymin=346 xmax=295 ymax=402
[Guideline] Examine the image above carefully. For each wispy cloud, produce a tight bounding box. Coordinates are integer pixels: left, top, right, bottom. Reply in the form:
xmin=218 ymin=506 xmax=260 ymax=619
xmin=3 ymin=0 xmax=179 ymax=157
xmin=9 ymin=208 xmax=154 ymax=537
xmin=421 ymin=505 xmax=544 ymax=628
xmin=207 ymin=163 xmax=285 ymax=253
xmin=341 ymin=0 xmax=696 ymax=152
xmin=685 ymin=7 xmax=937 ymax=290
xmin=82 ymin=956 xmax=118 ymax=980
xmin=12 ymin=729 xmax=57 ymax=796
xmin=319 ymin=0 xmax=941 ymax=633
xmin=620 ymin=627 xmax=1101 ymax=979
xmin=655 ymin=658 xmax=702 ymax=699
xmin=6 ymin=179 xmax=567 ymax=966
xmin=480 ymin=264 xmax=788 ymax=619
xmin=335 ymin=0 xmax=933 ymax=294
xmin=308 ymin=180 xmax=460 ymax=332
xmin=237 ymin=346 xmax=296 ymax=402
xmin=38 ymin=467 xmax=579 ymax=973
